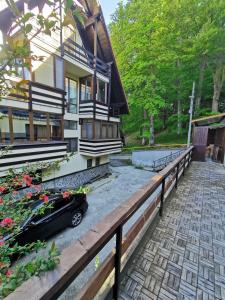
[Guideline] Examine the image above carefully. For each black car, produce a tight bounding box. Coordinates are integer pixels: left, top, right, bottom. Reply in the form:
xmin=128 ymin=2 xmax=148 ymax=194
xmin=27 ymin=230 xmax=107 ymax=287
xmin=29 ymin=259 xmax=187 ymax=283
xmin=4 ymin=189 xmax=88 ymax=246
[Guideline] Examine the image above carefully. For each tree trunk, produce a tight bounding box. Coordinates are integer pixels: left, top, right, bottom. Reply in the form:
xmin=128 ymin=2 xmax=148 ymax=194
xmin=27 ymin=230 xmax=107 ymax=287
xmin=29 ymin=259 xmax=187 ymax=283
xmin=195 ymin=58 xmax=206 ymax=111
xmin=142 ymin=109 xmax=147 ymax=145
xmin=149 ymin=115 xmax=154 ymax=145
xmin=212 ymin=66 xmax=225 ymax=112
xmin=177 ymin=99 xmax=182 ymax=135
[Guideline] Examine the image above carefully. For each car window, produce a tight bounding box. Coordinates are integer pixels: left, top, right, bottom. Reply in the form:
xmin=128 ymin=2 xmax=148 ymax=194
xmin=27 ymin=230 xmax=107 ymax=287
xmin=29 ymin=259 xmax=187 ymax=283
xmin=52 ymin=197 xmax=70 ymax=212
xmin=31 ymin=207 xmax=52 ymax=223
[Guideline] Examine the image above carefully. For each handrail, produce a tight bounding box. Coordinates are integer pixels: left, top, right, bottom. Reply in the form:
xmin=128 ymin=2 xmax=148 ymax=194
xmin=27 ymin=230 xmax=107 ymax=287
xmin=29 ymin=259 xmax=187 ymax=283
xmin=6 ymin=146 xmax=194 ymax=300
xmin=152 ymin=149 xmax=184 ymax=171
xmin=63 ymin=38 xmax=110 ymax=76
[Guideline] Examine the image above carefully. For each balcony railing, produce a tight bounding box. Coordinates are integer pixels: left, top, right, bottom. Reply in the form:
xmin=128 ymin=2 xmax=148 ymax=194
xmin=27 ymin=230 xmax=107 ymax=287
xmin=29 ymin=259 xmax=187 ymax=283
xmin=8 ymin=81 xmax=66 ymax=115
xmin=79 ymin=139 xmax=122 ymax=156
xmin=79 ymin=100 xmax=109 ymax=118
xmin=63 ymin=38 xmax=110 ymax=77
xmin=0 ymin=142 xmax=68 ymax=176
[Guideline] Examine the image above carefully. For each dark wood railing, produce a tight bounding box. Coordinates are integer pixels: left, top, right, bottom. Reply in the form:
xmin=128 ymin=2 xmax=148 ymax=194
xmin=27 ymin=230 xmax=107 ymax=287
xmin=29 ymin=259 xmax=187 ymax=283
xmin=6 ymin=147 xmax=194 ymax=300
xmin=9 ymin=81 xmax=66 ymax=114
xmin=63 ymin=38 xmax=110 ymax=77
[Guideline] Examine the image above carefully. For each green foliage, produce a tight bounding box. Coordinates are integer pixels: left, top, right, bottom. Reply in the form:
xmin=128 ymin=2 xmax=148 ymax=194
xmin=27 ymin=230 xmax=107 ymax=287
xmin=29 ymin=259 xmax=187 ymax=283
xmin=0 ymin=241 xmax=59 ymax=298
xmin=110 ymin=0 xmax=225 ymax=144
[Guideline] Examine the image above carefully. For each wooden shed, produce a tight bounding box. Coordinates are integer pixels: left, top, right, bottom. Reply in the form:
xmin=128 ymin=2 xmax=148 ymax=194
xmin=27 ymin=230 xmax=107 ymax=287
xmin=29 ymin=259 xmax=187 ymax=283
xmin=192 ymin=113 xmax=225 ymax=164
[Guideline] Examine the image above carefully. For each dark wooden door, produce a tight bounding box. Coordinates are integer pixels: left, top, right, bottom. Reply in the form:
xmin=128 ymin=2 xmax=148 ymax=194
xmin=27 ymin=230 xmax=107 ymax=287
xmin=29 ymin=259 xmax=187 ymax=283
xmin=192 ymin=127 xmax=208 ymax=161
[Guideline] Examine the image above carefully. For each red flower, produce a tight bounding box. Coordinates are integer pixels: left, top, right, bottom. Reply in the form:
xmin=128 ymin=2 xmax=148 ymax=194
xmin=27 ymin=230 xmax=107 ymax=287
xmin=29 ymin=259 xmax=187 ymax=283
xmin=39 ymin=194 xmax=49 ymax=203
xmin=0 ymin=198 xmax=3 ymax=205
xmin=0 ymin=186 xmax=6 ymax=193
xmin=23 ymin=175 xmax=33 ymax=187
xmin=26 ymin=192 xmax=33 ymax=199
xmin=1 ymin=218 xmax=13 ymax=227
xmin=6 ymin=269 xmax=12 ymax=277
xmin=62 ymin=191 xmax=71 ymax=199
xmin=0 ymin=240 xmax=4 ymax=246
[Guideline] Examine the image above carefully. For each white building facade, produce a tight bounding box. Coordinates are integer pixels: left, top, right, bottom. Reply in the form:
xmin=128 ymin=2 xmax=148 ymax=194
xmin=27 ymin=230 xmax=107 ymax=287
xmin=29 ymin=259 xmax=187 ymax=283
xmin=0 ymin=0 xmax=128 ymax=187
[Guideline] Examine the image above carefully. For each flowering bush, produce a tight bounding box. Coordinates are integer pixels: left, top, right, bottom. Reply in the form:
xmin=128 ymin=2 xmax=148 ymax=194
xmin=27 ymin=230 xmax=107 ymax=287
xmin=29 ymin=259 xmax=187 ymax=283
xmin=0 ymin=168 xmax=59 ymax=298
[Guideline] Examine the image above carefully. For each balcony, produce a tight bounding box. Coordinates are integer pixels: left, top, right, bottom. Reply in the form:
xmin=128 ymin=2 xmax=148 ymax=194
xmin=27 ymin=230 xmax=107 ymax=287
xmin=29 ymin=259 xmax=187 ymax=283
xmin=79 ymin=139 xmax=122 ymax=156
xmin=0 ymin=142 xmax=67 ymax=176
xmin=4 ymin=81 xmax=66 ymax=115
xmin=79 ymin=101 xmax=109 ymax=118
xmin=63 ymin=38 xmax=110 ymax=77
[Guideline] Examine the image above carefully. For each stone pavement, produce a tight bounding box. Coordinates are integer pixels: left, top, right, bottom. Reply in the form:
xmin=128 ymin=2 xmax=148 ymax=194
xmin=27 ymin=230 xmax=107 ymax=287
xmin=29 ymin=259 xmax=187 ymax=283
xmin=119 ymin=161 xmax=225 ymax=300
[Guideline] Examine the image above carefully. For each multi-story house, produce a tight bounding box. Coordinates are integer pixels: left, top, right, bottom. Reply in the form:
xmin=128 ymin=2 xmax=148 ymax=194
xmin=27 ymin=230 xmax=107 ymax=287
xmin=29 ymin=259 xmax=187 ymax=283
xmin=0 ymin=0 xmax=128 ymax=188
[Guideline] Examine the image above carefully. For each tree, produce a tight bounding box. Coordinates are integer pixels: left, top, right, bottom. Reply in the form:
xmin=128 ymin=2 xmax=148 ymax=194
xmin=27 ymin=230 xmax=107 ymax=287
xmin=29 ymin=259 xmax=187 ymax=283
xmin=110 ymin=0 xmax=225 ymax=146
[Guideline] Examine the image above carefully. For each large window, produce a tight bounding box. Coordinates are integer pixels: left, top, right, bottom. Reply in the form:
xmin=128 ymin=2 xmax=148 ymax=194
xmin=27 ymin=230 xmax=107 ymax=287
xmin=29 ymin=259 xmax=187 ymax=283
xmin=81 ymin=120 xmax=93 ymax=139
xmin=33 ymin=112 xmax=48 ymax=141
xmin=80 ymin=76 xmax=92 ymax=101
xmin=0 ymin=108 xmax=63 ymax=144
xmin=14 ymin=58 xmax=31 ymax=80
xmin=64 ymin=120 xmax=77 ymax=130
xmin=65 ymin=78 xmax=78 ymax=114
xmin=81 ymin=120 xmax=120 ymax=140
xmin=65 ymin=138 xmax=78 ymax=153
xmin=0 ymin=108 xmax=10 ymax=144
xmin=50 ymin=114 xmax=62 ymax=141
xmin=54 ymin=56 xmax=64 ymax=90
xmin=97 ymin=79 xmax=107 ymax=103
xmin=12 ymin=109 xmax=30 ymax=143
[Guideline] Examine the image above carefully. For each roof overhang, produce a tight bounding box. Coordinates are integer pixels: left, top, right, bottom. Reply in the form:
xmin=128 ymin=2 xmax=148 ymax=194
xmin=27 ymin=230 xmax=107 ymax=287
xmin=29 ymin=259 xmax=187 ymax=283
xmin=77 ymin=0 xmax=129 ymax=115
xmin=192 ymin=113 xmax=225 ymax=127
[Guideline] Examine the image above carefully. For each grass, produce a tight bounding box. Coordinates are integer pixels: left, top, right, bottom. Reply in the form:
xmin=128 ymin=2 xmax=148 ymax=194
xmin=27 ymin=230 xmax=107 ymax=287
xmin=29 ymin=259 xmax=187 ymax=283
xmin=155 ymin=131 xmax=187 ymax=145
xmin=123 ymin=130 xmax=187 ymax=153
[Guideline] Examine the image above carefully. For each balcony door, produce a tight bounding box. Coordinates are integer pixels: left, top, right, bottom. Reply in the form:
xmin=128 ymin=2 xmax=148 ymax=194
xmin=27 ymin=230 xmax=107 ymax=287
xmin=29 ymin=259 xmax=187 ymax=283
xmin=65 ymin=78 xmax=78 ymax=114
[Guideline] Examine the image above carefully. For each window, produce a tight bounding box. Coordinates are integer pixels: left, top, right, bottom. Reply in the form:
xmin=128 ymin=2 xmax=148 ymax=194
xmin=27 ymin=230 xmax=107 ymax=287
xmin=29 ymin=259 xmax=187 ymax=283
xmin=108 ymin=124 xmax=113 ymax=138
xmin=81 ymin=120 xmax=93 ymax=139
xmin=113 ymin=124 xmax=119 ymax=138
xmin=101 ymin=123 xmax=107 ymax=139
xmin=65 ymin=78 xmax=78 ymax=114
xmin=80 ymin=76 xmax=92 ymax=101
xmin=12 ymin=109 xmax=30 ymax=143
xmin=64 ymin=120 xmax=77 ymax=130
xmin=87 ymin=159 xmax=92 ymax=169
xmin=14 ymin=58 xmax=31 ymax=80
xmin=95 ymin=121 xmax=101 ymax=139
xmin=97 ymin=79 xmax=107 ymax=103
xmin=54 ymin=56 xmax=64 ymax=90
xmin=96 ymin=157 xmax=100 ymax=166
xmin=50 ymin=114 xmax=62 ymax=141
xmin=0 ymin=107 xmax=10 ymax=144
xmin=33 ymin=112 xmax=48 ymax=141
xmin=65 ymin=138 xmax=78 ymax=153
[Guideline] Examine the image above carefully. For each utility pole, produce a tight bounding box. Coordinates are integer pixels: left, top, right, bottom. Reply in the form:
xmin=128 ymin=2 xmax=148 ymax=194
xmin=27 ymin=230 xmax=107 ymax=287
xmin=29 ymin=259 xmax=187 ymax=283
xmin=187 ymin=82 xmax=195 ymax=147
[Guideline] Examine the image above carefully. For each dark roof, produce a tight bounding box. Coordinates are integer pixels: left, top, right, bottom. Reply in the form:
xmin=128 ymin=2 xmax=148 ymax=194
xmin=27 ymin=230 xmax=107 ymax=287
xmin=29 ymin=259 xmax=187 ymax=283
xmin=192 ymin=113 xmax=225 ymax=126
xmin=78 ymin=0 xmax=129 ymax=114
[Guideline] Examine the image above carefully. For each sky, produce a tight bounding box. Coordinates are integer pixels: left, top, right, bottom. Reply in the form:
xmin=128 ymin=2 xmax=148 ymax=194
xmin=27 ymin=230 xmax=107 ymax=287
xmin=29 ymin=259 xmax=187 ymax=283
xmin=100 ymin=0 xmax=124 ymax=25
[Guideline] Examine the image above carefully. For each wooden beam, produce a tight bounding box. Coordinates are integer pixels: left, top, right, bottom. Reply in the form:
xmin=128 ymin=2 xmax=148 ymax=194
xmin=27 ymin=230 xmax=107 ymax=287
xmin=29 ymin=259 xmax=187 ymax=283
xmin=84 ymin=13 xmax=101 ymax=29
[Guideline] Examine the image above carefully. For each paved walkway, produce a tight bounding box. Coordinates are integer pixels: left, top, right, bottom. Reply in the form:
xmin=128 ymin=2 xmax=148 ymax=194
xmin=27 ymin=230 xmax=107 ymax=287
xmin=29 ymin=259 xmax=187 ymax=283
xmin=119 ymin=161 xmax=225 ymax=300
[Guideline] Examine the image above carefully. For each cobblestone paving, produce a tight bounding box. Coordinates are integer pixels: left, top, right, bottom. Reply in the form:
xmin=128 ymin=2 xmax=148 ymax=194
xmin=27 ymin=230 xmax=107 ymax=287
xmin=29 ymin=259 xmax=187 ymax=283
xmin=119 ymin=161 xmax=225 ymax=300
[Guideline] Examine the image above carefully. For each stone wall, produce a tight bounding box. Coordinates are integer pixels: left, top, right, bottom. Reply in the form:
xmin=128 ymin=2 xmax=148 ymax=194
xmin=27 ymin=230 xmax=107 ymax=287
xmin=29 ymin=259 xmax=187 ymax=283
xmin=42 ymin=163 xmax=110 ymax=190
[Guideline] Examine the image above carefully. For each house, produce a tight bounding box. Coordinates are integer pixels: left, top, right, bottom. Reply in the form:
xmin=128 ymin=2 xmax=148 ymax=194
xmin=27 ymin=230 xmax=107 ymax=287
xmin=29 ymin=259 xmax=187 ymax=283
xmin=0 ymin=0 xmax=128 ymax=187
xmin=192 ymin=113 xmax=225 ymax=165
